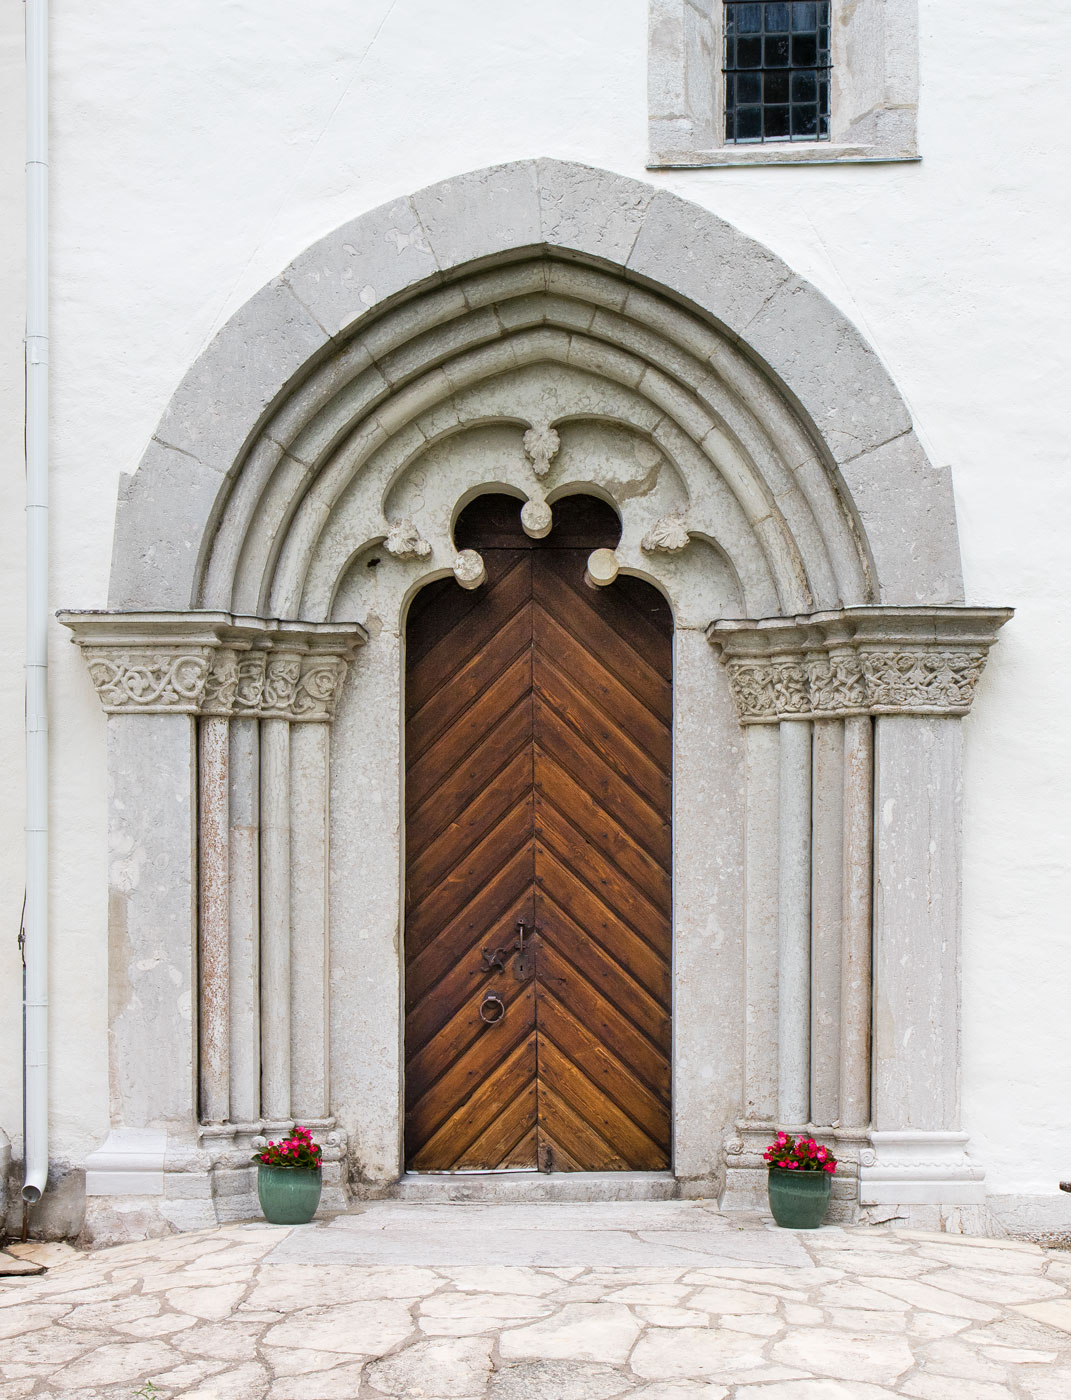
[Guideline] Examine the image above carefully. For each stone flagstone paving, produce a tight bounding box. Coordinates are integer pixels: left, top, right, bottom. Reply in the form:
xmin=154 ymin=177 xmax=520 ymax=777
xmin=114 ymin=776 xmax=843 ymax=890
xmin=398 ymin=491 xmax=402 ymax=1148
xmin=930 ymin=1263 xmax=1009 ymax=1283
xmin=3 ymin=1201 xmax=1071 ymax=1397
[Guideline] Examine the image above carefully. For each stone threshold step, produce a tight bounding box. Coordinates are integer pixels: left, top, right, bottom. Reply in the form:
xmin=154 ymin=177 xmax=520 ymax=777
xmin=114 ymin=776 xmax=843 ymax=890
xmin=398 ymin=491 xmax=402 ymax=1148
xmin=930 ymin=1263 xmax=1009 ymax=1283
xmin=369 ymin=1170 xmax=682 ymax=1203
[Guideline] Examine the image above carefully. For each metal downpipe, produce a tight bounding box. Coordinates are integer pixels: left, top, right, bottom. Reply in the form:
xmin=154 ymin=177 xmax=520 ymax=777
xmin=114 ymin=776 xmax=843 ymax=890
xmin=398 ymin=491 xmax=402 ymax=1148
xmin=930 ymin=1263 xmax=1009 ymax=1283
xmin=22 ymin=0 xmax=49 ymax=1207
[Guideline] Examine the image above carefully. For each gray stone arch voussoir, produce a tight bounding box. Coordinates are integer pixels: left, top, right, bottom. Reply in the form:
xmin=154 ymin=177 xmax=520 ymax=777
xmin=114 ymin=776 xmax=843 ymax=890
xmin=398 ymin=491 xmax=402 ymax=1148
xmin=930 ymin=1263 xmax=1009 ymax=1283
xmin=108 ymin=158 xmax=963 ymax=612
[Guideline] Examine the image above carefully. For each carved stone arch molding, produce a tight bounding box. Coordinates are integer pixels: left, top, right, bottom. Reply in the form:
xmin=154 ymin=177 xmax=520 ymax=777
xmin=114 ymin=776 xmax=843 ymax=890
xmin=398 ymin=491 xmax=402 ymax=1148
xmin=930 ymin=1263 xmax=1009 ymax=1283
xmin=62 ymin=160 xmax=1011 ymax=1240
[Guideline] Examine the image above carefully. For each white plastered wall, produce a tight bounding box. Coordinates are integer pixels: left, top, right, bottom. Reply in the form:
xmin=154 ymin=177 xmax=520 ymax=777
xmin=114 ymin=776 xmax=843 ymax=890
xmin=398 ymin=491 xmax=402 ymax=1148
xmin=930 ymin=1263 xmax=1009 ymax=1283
xmin=0 ymin=0 xmax=1068 ymax=1217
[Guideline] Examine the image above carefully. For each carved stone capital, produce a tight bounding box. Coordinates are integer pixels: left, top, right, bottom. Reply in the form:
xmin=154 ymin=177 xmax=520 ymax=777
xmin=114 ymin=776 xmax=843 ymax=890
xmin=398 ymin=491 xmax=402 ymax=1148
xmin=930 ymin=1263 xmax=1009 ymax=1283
xmin=709 ymin=606 xmax=1013 ymax=724
xmin=83 ymin=648 xmax=215 ymax=714
xmin=201 ymin=646 xmax=245 ymax=717
xmin=59 ymin=612 xmax=367 ymax=721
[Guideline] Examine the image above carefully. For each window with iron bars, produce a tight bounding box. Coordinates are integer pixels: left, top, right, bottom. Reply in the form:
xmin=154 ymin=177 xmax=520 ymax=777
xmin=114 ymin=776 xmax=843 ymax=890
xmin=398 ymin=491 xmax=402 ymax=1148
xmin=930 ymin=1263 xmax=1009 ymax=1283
xmin=724 ymin=1 xmax=831 ymax=144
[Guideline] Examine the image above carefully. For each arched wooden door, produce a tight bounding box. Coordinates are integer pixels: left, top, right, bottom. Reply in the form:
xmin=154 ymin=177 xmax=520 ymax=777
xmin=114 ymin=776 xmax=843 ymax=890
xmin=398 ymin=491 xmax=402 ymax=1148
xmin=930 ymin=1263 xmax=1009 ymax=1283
xmin=403 ymin=494 xmax=672 ymax=1172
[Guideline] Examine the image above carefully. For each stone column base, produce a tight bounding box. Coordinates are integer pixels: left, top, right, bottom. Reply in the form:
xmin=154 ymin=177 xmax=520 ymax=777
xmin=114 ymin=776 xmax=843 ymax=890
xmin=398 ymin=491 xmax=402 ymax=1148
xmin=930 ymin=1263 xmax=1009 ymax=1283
xmin=859 ymin=1130 xmax=985 ymax=1207
xmin=81 ymin=1122 xmax=350 ymax=1244
xmin=721 ymin=1120 xmax=865 ymax=1222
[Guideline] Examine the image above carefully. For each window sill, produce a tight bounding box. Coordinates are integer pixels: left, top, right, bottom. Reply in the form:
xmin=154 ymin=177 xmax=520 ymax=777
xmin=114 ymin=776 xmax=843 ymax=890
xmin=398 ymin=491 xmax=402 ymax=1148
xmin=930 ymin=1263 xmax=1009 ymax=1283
xmin=647 ymin=142 xmax=920 ymax=170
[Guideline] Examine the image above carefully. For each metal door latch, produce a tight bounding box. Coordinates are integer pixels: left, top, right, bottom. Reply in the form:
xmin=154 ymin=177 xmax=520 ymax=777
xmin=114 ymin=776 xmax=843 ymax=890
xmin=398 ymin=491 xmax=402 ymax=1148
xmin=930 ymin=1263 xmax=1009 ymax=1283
xmin=481 ymin=921 xmax=535 ymax=982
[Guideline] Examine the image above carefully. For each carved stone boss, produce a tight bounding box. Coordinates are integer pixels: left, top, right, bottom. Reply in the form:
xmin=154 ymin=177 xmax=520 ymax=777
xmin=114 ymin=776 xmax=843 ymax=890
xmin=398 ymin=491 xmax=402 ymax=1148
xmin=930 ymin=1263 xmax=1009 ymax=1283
xmin=708 ymin=607 xmax=1013 ymax=724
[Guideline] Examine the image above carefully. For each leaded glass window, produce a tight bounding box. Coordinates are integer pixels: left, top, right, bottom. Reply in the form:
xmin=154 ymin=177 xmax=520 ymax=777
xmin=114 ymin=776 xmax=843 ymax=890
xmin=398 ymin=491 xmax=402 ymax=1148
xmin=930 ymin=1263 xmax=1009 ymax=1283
xmin=724 ymin=1 xmax=831 ymax=144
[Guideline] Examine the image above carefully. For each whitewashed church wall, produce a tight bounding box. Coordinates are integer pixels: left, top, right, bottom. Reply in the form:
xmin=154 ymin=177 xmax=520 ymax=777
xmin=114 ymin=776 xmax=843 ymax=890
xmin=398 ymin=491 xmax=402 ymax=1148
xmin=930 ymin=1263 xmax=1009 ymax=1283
xmin=0 ymin=0 xmax=1068 ymax=1218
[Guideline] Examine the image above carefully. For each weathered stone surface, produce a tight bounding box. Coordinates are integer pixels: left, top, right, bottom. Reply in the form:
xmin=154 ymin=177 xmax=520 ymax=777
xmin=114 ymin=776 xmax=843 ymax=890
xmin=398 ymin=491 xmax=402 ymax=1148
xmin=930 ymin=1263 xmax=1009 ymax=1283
xmin=1016 ymin=1299 xmax=1071 ymax=1334
xmin=772 ymin=1329 xmax=914 ymax=1384
xmin=498 ymin=1303 xmax=641 ymax=1364
xmin=181 ymin=1362 xmax=271 ymax=1400
xmin=442 ymin=1265 xmax=568 ymax=1296
xmin=921 ymin=1268 xmax=1064 ymax=1305
xmin=865 ymin=1275 xmax=1001 ymax=1321
xmin=489 ymin=1358 xmax=630 ymax=1400
xmin=689 ymin=1285 xmax=779 ymax=1314
xmin=418 ymin=1291 xmax=554 ymax=1337
xmin=839 ymin=430 xmax=963 ymax=607
xmin=1020 ymin=1367 xmax=1071 ymax=1399
xmin=364 ymin=1337 xmax=493 ymax=1397
xmin=732 ymin=1385 xmax=901 ymax=1399
xmin=11 ymin=1120 xmax=1071 ymax=1400
xmin=634 ymin=1305 xmax=710 ymax=1327
xmin=0 ymin=1302 xmax=70 ymax=1337
xmin=603 ymin=1282 xmax=691 ymax=1304
xmin=262 ymin=1298 xmax=415 ymax=1354
xmin=412 ymin=161 xmax=541 ymax=271
xmin=247 ymin=1261 xmax=437 ymax=1308
xmin=901 ymin=1378 xmax=1015 ymax=1400
xmin=537 ymin=160 xmax=655 ymax=268
xmin=155 ymin=276 xmax=328 ymax=477
xmin=627 ymin=190 xmax=790 ymax=338
xmin=630 ymin=1327 xmax=768 ymax=1380
xmin=164 ymin=1282 xmax=246 ymax=1319
xmin=285 ymin=196 xmax=439 ymax=339
xmin=47 ymin=1340 xmax=185 ymax=1389
xmin=173 ymin=1321 xmax=264 ymax=1361
xmin=266 ymin=1362 xmax=368 ymax=1400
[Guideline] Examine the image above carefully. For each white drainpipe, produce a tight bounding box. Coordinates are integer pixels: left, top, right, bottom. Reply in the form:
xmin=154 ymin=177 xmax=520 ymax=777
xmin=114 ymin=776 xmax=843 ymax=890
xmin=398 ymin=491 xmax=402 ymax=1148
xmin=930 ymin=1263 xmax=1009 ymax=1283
xmin=22 ymin=0 xmax=49 ymax=1206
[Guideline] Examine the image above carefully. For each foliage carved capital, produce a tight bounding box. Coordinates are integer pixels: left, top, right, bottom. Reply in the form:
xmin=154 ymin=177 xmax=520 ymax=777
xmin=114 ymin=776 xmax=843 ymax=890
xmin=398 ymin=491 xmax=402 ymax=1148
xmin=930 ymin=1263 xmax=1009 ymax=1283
xmin=59 ymin=612 xmax=367 ymax=722
xmin=708 ymin=607 xmax=1013 ymax=725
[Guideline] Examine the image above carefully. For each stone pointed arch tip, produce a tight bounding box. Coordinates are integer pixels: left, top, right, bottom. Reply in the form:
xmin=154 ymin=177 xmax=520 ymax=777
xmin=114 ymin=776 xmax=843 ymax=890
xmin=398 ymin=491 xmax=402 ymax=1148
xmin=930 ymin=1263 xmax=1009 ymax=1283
xmin=109 ymin=158 xmax=963 ymax=614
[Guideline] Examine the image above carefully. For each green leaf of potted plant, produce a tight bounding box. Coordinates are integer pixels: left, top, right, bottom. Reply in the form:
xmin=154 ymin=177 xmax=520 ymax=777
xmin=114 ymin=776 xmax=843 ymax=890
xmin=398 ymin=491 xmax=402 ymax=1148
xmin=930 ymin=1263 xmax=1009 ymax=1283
xmin=763 ymin=1131 xmax=837 ymax=1229
xmin=251 ymin=1126 xmax=323 ymax=1224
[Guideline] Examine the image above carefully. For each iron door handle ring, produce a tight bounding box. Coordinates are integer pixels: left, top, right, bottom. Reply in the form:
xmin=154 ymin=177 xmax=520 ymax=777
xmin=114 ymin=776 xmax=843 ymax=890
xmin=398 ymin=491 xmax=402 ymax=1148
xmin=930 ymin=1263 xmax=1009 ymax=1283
xmin=479 ymin=992 xmax=506 ymax=1025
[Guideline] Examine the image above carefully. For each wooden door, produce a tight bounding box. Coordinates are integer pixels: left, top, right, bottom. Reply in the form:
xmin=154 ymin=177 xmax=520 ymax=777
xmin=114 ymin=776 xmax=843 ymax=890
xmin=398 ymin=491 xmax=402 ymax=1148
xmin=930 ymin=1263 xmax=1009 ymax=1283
xmin=404 ymin=495 xmax=672 ymax=1172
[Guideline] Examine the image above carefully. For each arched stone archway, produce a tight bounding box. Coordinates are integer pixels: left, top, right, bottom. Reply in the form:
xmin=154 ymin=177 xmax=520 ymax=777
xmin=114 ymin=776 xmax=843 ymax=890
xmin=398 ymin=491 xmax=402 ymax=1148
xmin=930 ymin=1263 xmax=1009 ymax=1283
xmin=61 ymin=161 xmax=1010 ymax=1240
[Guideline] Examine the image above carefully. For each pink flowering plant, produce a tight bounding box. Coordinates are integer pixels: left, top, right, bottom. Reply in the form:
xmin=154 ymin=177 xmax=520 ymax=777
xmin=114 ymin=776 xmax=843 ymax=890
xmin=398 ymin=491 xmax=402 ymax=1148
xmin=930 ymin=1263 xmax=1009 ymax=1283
xmin=763 ymin=1131 xmax=837 ymax=1174
xmin=252 ymin=1125 xmax=322 ymax=1170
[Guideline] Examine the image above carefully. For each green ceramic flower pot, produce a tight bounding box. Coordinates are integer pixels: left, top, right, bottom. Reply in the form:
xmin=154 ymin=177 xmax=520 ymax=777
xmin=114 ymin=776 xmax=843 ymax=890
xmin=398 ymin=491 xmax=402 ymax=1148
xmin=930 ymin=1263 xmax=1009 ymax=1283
xmin=257 ymin=1164 xmax=322 ymax=1224
xmin=767 ymin=1167 xmax=832 ymax=1229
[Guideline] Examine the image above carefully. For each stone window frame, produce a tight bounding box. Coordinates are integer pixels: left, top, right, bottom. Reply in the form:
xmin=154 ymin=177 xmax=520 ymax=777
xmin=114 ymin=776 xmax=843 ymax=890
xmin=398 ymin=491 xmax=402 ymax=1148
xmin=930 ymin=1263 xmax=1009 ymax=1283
xmin=648 ymin=0 xmax=920 ymax=168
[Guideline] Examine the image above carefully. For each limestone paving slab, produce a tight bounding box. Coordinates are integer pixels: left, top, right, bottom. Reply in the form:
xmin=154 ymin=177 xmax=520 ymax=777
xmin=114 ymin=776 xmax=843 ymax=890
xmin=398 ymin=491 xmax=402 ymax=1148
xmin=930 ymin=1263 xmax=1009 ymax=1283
xmin=4 ymin=1202 xmax=1071 ymax=1396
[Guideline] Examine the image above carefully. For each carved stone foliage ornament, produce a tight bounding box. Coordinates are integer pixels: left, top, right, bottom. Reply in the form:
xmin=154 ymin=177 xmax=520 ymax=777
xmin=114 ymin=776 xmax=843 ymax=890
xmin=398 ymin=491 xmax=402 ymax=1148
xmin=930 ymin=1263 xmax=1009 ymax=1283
xmin=641 ymin=512 xmax=692 ymax=554
xmin=522 ymin=424 xmax=560 ymax=478
xmin=863 ymin=648 xmax=989 ymax=714
xmin=709 ymin=607 xmax=1013 ymax=724
xmin=59 ymin=613 xmax=367 ymax=722
xmin=85 ymin=649 xmax=214 ymax=713
xmin=383 ymin=518 xmax=432 ymax=560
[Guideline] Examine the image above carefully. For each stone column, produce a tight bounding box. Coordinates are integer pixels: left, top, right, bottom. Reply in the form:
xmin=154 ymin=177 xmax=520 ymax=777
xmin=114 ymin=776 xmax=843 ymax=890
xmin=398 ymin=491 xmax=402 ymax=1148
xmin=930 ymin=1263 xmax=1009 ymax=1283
xmin=839 ymin=712 xmax=873 ymax=1130
xmin=715 ymin=627 xmax=815 ymax=1203
xmin=228 ymin=708 xmax=262 ymax=1125
xmin=61 ymin=612 xmax=366 ymax=1237
xmin=259 ymin=704 xmax=295 ymax=1126
xmin=710 ymin=605 xmax=1012 ymax=1217
xmin=777 ymin=717 xmax=811 ymax=1126
xmin=742 ymin=725 xmax=779 ymax=1124
xmin=288 ymin=645 xmax=350 ymax=1122
xmin=197 ymin=647 xmax=241 ymax=1125
xmin=864 ymin=713 xmax=977 ymax=1206
xmin=851 ymin=609 xmax=1011 ymax=1210
xmin=809 ymin=717 xmax=844 ymax=1129
xmin=198 ymin=714 xmax=231 ymax=1124
xmin=57 ymin=617 xmax=222 ymax=1227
